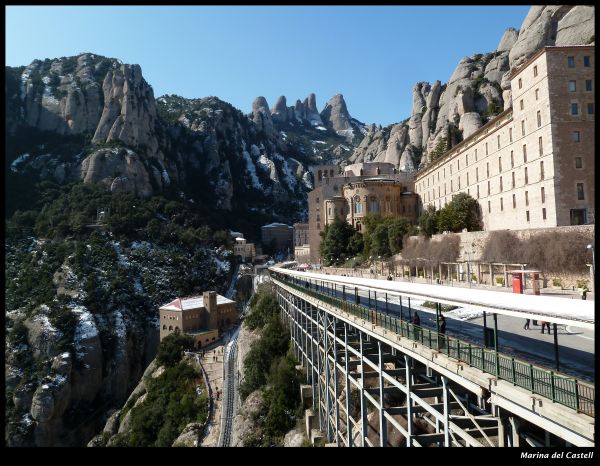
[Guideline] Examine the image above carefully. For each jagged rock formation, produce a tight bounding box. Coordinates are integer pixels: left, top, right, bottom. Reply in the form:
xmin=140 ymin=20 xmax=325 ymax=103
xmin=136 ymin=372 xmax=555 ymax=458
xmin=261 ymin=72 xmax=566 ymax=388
xmin=320 ymin=93 xmax=353 ymax=134
xmin=7 ymin=54 xmax=314 ymax=223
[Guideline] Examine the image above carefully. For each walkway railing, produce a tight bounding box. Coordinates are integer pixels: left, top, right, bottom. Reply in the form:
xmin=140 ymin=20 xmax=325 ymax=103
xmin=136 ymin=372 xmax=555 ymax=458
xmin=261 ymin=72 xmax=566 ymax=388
xmin=273 ymin=274 xmax=595 ymax=417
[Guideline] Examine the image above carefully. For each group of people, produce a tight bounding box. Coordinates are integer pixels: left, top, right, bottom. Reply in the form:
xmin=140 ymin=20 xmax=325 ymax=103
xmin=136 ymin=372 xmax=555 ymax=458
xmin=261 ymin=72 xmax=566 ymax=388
xmin=523 ymin=319 xmax=552 ymax=334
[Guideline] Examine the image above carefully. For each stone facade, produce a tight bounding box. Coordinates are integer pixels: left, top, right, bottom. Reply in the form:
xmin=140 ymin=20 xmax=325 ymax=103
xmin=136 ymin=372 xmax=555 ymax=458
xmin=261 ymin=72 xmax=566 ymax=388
xmin=261 ymin=222 xmax=294 ymax=254
xmin=415 ymin=45 xmax=595 ymax=231
xmin=233 ymin=237 xmax=256 ymax=263
xmin=308 ymin=162 xmax=418 ymax=263
xmin=159 ymin=291 xmax=236 ymax=348
xmin=293 ymin=223 xmax=309 ymax=246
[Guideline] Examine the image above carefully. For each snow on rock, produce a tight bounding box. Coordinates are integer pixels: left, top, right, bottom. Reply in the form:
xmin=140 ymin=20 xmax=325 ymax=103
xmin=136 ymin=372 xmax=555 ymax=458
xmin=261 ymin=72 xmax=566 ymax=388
xmin=315 ymin=126 xmax=327 ymax=131
xmin=257 ymin=154 xmax=271 ymax=172
xmin=242 ymin=150 xmax=262 ymax=189
xmin=134 ymin=277 xmax=144 ymax=294
xmin=11 ymin=153 xmax=31 ymax=173
xmin=112 ymin=241 xmax=130 ymax=268
xmin=70 ymin=304 xmax=99 ymax=359
xmin=214 ymin=257 xmax=231 ymax=274
xmin=312 ymin=140 xmax=327 ymax=144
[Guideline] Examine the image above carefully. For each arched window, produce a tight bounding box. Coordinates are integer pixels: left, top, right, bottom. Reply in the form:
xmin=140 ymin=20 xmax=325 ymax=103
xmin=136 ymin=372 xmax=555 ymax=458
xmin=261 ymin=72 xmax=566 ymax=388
xmin=175 ymin=326 xmax=179 ymax=331
xmin=168 ymin=325 xmax=173 ymax=331
xmin=163 ymin=325 xmax=167 ymax=330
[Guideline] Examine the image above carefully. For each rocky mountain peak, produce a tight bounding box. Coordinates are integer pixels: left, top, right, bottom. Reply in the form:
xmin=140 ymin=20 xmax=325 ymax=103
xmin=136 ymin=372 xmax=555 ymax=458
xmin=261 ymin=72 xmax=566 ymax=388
xmin=251 ymin=96 xmax=275 ymax=136
xmin=320 ymin=93 xmax=352 ymax=134
xmin=496 ymin=28 xmax=519 ymax=52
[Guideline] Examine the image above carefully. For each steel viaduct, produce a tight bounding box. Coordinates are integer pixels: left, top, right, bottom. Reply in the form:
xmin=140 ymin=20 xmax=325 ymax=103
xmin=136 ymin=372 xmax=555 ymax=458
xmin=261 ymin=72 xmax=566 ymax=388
xmin=269 ymin=266 xmax=594 ymax=448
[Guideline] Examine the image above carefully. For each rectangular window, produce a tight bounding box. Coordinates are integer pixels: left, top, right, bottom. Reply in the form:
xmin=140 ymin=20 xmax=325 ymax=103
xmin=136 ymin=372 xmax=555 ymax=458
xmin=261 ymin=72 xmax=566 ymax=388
xmin=458 ymin=160 xmax=460 ymax=170
xmin=466 ymin=172 xmax=469 ymax=185
xmin=437 ymin=172 xmax=440 ymax=181
xmin=438 ymin=186 xmax=440 ymax=197
xmin=541 ymin=186 xmax=545 ymax=204
xmin=584 ymin=56 xmax=590 ymax=67
xmin=499 ymin=176 xmax=503 ymax=191
xmin=542 ymin=208 xmax=547 ymax=220
xmin=511 ymin=171 xmax=515 ymax=188
xmin=586 ymin=80 xmax=592 ymax=91
xmin=486 ymin=162 xmax=489 ymax=178
xmin=487 ymin=180 xmax=490 ymax=196
xmin=519 ymin=100 xmax=524 ymax=110
xmin=497 ymin=134 xmax=501 ymax=149
xmin=568 ymin=56 xmax=575 ymax=68
xmin=526 ymin=211 xmax=530 ymax=222
xmin=509 ymin=127 xmax=513 ymax=142
xmin=476 ymin=167 xmax=479 ymax=182
xmin=485 ymin=143 xmax=488 ymax=156
xmin=475 ymin=149 xmax=478 ymax=161
xmin=450 ymin=180 xmax=453 ymax=192
xmin=512 ymin=194 xmax=516 ymax=209
xmin=575 ymin=157 xmax=582 ymax=168
xmin=458 ymin=177 xmax=461 ymax=189
xmin=540 ymin=161 xmax=544 ymax=180
xmin=523 ymin=144 xmax=527 ymax=163
xmin=533 ymin=65 xmax=538 ymax=77
xmin=510 ymin=150 xmax=514 ymax=168
xmin=535 ymin=88 xmax=539 ymax=101
xmin=572 ymin=131 xmax=580 ymax=142
xmin=466 ymin=154 xmax=469 ymax=166
xmin=518 ymin=78 xmax=522 ymax=89
xmin=577 ymin=183 xmax=585 ymax=200
xmin=538 ymin=136 xmax=543 ymax=156
xmin=537 ymin=110 xmax=541 ymax=128
xmin=568 ymin=80 xmax=577 ymax=92
xmin=500 ymin=197 xmax=504 ymax=211
xmin=587 ymin=103 xmax=594 ymax=114
xmin=498 ymin=156 xmax=502 ymax=172
xmin=524 ymin=167 xmax=528 ymax=184
xmin=571 ymin=103 xmax=579 ymax=115
xmin=521 ymin=120 xmax=525 ymax=136
xmin=450 ymin=165 xmax=453 ymax=175
xmin=525 ymin=190 xmax=529 ymax=206
xmin=488 ymin=200 xmax=491 ymax=213
xmin=477 ymin=185 xmax=480 ymax=199
xmin=444 ymin=184 xmax=446 ymax=195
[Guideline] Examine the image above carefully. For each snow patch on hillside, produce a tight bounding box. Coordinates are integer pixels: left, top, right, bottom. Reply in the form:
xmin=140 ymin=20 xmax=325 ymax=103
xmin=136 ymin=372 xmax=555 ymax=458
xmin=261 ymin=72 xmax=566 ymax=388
xmin=242 ymin=150 xmax=262 ymax=189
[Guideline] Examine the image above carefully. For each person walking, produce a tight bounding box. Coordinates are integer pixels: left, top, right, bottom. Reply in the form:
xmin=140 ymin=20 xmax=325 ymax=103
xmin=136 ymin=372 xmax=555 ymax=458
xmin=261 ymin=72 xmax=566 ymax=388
xmin=541 ymin=321 xmax=551 ymax=334
xmin=523 ymin=319 xmax=530 ymax=330
xmin=412 ymin=312 xmax=421 ymax=340
xmin=437 ymin=314 xmax=446 ymax=334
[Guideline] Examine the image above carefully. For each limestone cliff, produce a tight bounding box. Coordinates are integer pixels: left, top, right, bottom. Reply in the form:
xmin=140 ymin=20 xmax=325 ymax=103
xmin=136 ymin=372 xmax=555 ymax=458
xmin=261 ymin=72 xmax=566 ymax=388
xmin=353 ymin=5 xmax=594 ymax=171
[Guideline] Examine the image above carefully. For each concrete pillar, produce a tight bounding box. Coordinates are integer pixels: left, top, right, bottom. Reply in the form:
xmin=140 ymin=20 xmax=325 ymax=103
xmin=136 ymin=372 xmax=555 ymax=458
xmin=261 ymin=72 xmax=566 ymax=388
xmin=333 ymin=318 xmax=340 ymax=446
xmin=360 ymin=332 xmax=367 ymax=447
xmin=503 ymin=264 xmax=508 ymax=288
xmin=442 ymin=376 xmax=450 ymax=447
xmin=344 ymin=324 xmax=353 ymax=447
xmin=404 ymin=355 xmax=412 ymax=447
xmin=509 ymin=417 xmax=521 ymax=447
xmin=378 ymin=341 xmax=387 ymax=447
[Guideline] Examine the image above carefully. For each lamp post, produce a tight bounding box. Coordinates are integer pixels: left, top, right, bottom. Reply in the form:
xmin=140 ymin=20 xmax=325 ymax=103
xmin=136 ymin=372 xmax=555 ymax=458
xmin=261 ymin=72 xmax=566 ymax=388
xmin=587 ymin=244 xmax=595 ymax=293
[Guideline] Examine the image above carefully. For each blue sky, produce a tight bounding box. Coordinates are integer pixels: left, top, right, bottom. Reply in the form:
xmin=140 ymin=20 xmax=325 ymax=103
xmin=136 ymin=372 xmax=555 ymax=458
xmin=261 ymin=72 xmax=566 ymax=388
xmin=5 ymin=5 xmax=530 ymax=126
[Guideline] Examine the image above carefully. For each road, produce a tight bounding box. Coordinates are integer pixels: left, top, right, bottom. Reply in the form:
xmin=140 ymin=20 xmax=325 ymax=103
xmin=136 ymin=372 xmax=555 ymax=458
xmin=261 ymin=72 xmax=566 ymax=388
xmin=309 ymin=281 xmax=595 ymax=382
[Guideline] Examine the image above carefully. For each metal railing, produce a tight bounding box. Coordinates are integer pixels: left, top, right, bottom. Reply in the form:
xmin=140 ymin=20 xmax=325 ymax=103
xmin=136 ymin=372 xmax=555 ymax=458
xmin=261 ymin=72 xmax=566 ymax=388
xmin=273 ymin=274 xmax=595 ymax=417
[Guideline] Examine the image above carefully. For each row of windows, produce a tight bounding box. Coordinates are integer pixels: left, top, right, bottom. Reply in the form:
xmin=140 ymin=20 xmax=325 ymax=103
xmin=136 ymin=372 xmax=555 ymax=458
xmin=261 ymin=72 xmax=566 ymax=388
xmin=424 ymin=162 xmax=549 ymax=203
xmin=570 ymin=102 xmax=594 ymax=116
xmin=568 ymin=80 xmax=593 ymax=92
xmin=518 ymin=56 xmax=591 ymax=90
xmin=419 ymin=123 xmax=589 ymax=194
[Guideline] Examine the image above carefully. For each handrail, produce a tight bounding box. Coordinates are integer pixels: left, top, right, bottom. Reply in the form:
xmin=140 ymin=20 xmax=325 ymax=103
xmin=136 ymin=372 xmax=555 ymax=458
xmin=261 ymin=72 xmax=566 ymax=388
xmin=272 ymin=274 xmax=595 ymax=418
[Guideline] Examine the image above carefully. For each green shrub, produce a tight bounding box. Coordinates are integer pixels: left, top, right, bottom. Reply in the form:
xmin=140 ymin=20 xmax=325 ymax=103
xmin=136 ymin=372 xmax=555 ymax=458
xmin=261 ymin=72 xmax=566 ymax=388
xmin=156 ymin=330 xmax=194 ymax=367
xmin=496 ymin=277 xmax=505 ymax=285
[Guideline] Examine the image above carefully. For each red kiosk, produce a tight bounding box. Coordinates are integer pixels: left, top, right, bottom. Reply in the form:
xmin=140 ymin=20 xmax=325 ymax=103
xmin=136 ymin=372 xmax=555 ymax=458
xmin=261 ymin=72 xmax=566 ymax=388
xmin=510 ymin=269 xmax=541 ymax=295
